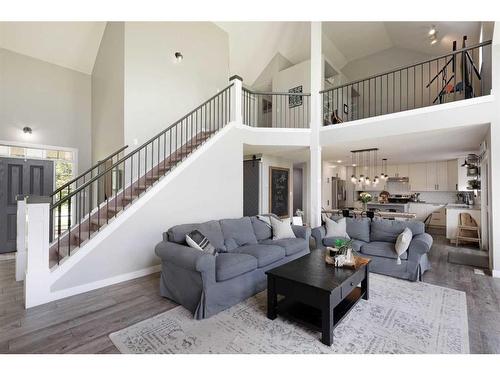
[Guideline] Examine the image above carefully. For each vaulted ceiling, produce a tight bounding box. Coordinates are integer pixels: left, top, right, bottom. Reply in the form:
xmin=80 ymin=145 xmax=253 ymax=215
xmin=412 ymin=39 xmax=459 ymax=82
xmin=323 ymin=21 xmax=483 ymax=62
xmin=0 ymin=22 xmax=106 ymax=74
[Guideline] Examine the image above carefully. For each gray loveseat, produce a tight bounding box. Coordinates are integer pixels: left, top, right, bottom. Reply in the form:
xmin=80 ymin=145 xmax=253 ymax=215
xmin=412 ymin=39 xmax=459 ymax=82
xmin=312 ymin=217 xmax=432 ymax=281
xmin=155 ymin=216 xmax=311 ymax=319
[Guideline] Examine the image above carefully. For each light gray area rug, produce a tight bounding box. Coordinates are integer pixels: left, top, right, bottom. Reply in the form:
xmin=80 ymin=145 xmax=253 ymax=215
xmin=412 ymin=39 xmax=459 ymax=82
xmin=110 ymin=274 xmax=469 ymax=354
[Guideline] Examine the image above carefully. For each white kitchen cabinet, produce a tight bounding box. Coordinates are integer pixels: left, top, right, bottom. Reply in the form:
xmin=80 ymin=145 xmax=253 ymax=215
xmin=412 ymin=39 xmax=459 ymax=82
xmin=436 ymin=161 xmax=448 ymax=191
xmin=387 ymin=164 xmax=409 ymax=177
xmin=386 ymin=164 xmax=398 ymax=177
xmin=397 ymin=164 xmax=409 ymax=177
xmin=447 ymin=159 xmax=458 ymax=191
xmin=426 ymin=162 xmax=437 ymax=191
xmin=408 ymin=203 xmax=445 ymax=222
xmin=409 ymin=163 xmax=427 ymax=191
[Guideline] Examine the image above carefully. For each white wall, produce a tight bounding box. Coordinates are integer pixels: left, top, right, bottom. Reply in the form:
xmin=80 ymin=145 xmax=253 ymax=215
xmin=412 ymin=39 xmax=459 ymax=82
xmin=123 ymin=22 xmax=229 ymax=148
xmin=91 ymin=22 xmax=125 ymax=163
xmin=52 ymin=124 xmax=243 ymax=291
xmin=0 ymin=48 xmax=92 ymax=172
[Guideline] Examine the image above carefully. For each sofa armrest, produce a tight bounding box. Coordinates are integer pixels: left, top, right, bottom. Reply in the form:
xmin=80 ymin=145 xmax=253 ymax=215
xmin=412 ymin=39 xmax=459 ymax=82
xmin=155 ymin=241 xmax=215 ymax=274
xmin=292 ymin=225 xmax=311 ymax=241
xmin=311 ymin=226 xmax=326 ymax=249
xmin=408 ymin=233 xmax=433 ymax=257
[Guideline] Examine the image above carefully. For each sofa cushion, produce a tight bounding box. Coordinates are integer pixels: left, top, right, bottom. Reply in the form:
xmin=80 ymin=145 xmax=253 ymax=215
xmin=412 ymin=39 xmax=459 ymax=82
xmin=260 ymin=238 xmax=307 ymax=256
xmin=167 ymin=220 xmax=226 ymax=250
xmin=325 ymin=217 xmax=350 ymax=239
xmin=215 ymin=253 xmax=258 ymax=282
xmin=346 ymin=217 xmax=371 ymax=243
xmin=370 ymin=219 xmax=424 ymax=243
xmin=250 ymin=216 xmax=272 ymax=241
xmin=220 ymin=217 xmax=258 ymax=250
xmin=323 ymin=237 xmax=367 ymax=252
xmin=234 ymin=244 xmax=285 ymax=267
xmin=360 ymin=241 xmax=408 ymax=260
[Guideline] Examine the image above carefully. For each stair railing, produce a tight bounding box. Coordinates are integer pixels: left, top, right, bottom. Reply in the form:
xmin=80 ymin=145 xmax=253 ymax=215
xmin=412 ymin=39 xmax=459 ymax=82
xmin=49 ymin=83 xmax=233 ymax=264
xmin=51 ymin=145 xmax=128 ymax=203
xmin=320 ymin=40 xmax=492 ymax=125
xmin=242 ymin=88 xmax=311 ymax=128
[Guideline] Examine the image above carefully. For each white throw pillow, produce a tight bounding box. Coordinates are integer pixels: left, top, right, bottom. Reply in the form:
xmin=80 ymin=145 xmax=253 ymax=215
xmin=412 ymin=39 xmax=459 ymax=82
xmin=257 ymin=215 xmax=272 ymax=228
xmin=325 ymin=217 xmax=350 ymax=239
xmin=270 ymin=216 xmax=296 ymax=240
xmin=395 ymin=227 xmax=412 ymax=264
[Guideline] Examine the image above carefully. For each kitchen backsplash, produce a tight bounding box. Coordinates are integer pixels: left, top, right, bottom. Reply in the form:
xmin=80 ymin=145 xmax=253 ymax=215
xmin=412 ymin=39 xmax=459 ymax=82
xmin=363 ymin=190 xmax=459 ymax=204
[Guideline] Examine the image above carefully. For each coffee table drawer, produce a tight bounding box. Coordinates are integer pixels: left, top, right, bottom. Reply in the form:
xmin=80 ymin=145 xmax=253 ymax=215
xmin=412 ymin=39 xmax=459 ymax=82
xmin=341 ymin=267 xmax=365 ymax=299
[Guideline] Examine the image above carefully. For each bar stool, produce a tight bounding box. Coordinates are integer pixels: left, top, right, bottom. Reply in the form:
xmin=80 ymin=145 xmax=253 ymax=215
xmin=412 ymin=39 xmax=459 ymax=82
xmin=455 ymin=212 xmax=481 ymax=248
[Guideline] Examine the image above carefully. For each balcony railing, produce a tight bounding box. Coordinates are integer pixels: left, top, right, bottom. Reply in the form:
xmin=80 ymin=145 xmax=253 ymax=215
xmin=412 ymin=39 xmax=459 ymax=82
xmin=321 ymin=40 xmax=492 ymax=125
xmin=242 ymin=88 xmax=310 ymax=128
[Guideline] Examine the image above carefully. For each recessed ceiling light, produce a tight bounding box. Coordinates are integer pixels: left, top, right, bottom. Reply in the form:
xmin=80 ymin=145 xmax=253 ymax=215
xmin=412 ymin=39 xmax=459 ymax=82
xmin=430 ymin=39 xmax=438 ymax=45
xmin=352 ymin=163 xmax=357 ymax=167
xmin=428 ymin=26 xmax=436 ymax=36
xmin=336 ymin=160 xmax=342 ymax=163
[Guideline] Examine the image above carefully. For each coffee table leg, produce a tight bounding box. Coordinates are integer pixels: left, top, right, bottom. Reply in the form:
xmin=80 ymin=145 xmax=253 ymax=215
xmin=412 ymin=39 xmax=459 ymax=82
xmin=362 ymin=264 xmax=369 ymax=301
xmin=267 ymin=276 xmax=277 ymax=320
xmin=321 ymin=297 xmax=333 ymax=346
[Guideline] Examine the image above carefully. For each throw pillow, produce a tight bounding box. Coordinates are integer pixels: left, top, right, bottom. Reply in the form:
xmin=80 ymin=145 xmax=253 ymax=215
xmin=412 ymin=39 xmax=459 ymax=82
xmin=256 ymin=215 xmax=272 ymax=228
xmin=325 ymin=217 xmax=350 ymax=239
xmin=270 ymin=216 xmax=296 ymax=240
xmin=395 ymin=227 xmax=412 ymax=264
xmin=186 ymin=230 xmax=218 ymax=256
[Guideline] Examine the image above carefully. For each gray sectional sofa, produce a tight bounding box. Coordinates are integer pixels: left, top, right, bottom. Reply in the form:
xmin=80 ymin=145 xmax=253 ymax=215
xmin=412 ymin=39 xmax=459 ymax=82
xmin=155 ymin=216 xmax=311 ymax=319
xmin=312 ymin=217 xmax=433 ymax=281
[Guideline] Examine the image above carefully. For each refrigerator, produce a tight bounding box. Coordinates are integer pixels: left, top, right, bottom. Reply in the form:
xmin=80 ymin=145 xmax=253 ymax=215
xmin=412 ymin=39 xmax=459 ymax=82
xmin=331 ymin=177 xmax=346 ymax=209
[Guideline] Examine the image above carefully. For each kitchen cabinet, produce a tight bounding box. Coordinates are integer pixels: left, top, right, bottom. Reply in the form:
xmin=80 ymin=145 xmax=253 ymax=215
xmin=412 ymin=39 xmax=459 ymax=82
xmin=386 ymin=164 xmax=409 ymax=177
xmin=425 ymin=161 xmax=448 ymax=191
xmin=409 ymin=163 xmax=427 ymax=191
xmin=408 ymin=203 xmax=445 ymax=222
xmin=447 ymin=159 xmax=458 ymax=191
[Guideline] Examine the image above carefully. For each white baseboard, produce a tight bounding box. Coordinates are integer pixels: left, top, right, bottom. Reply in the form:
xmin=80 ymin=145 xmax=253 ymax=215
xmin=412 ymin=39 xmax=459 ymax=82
xmin=25 ymin=264 xmax=162 ymax=309
xmin=492 ymin=269 xmax=500 ymax=278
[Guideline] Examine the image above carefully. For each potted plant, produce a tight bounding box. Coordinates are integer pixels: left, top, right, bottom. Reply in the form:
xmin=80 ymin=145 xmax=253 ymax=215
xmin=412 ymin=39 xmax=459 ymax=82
xmin=359 ymin=192 xmax=372 ymax=212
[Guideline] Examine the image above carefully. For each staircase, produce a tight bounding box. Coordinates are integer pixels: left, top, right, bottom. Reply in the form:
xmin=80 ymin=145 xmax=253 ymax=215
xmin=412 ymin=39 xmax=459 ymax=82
xmin=49 ymin=84 xmax=233 ymax=267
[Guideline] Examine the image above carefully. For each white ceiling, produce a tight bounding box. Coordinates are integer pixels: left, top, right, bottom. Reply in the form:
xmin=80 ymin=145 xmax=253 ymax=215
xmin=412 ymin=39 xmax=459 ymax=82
xmin=0 ymin=22 xmax=106 ymax=74
xmin=323 ymin=21 xmax=482 ymax=63
xmin=243 ymin=124 xmax=489 ymax=166
xmin=322 ymin=124 xmax=489 ymax=165
xmin=216 ymin=22 xmax=311 ymax=85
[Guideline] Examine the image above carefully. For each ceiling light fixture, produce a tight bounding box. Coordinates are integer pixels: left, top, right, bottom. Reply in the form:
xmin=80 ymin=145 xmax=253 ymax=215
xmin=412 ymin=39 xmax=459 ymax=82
xmin=350 ymin=148 xmax=379 ymax=187
xmin=428 ymin=25 xmax=436 ymax=36
xmin=174 ymin=52 xmax=183 ymax=62
xmin=336 ymin=160 xmax=342 ymax=163
xmin=23 ymin=126 xmax=32 ymax=135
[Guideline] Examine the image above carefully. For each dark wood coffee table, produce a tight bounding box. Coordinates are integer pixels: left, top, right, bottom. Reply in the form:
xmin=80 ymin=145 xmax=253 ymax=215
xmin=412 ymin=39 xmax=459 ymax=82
xmin=265 ymin=249 xmax=370 ymax=346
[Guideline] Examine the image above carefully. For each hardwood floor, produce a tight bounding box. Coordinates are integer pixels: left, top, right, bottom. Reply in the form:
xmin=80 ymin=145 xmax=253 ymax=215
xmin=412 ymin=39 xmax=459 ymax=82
xmin=1 ymin=235 xmax=499 ymax=354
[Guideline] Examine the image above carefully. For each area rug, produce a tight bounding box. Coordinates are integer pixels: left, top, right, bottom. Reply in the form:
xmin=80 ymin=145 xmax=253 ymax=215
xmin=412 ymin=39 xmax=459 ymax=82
xmin=109 ymin=274 xmax=469 ymax=354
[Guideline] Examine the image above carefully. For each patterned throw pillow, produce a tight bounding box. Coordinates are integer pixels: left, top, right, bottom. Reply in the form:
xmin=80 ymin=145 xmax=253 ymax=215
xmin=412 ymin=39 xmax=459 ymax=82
xmin=186 ymin=230 xmax=218 ymax=255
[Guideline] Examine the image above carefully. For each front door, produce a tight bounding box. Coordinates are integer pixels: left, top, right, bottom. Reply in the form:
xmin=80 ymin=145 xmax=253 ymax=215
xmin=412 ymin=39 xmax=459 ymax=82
xmin=0 ymin=157 xmax=54 ymax=253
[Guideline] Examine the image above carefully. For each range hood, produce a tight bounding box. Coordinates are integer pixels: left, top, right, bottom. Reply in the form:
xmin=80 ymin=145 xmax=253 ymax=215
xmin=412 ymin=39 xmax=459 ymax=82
xmin=387 ymin=177 xmax=409 ymax=182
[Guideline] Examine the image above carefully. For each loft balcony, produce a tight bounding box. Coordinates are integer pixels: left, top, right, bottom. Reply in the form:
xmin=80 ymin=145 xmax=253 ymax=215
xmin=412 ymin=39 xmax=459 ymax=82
xmin=321 ymin=41 xmax=492 ymax=125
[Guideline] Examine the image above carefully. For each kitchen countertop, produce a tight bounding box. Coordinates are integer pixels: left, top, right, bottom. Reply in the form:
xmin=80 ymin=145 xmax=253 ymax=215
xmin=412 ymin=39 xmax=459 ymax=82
xmin=367 ymin=202 xmax=408 ymax=206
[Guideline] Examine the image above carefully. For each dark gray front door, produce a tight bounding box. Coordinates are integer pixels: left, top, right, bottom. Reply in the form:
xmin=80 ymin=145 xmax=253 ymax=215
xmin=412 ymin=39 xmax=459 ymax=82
xmin=243 ymin=159 xmax=260 ymax=217
xmin=0 ymin=157 xmax=54 ymax=253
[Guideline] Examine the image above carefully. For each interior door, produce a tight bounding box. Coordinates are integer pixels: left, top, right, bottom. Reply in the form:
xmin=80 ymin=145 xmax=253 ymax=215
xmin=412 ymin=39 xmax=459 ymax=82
xmin=0 ymin=157 xmax=54 ymax=253
xmin=243 ymin=159 xmax=260 ymax=216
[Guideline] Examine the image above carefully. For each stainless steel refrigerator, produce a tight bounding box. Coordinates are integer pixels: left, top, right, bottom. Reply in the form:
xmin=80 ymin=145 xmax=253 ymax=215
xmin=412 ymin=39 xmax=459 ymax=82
xmin=331 ymin=177 xmax=346 ymax=209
